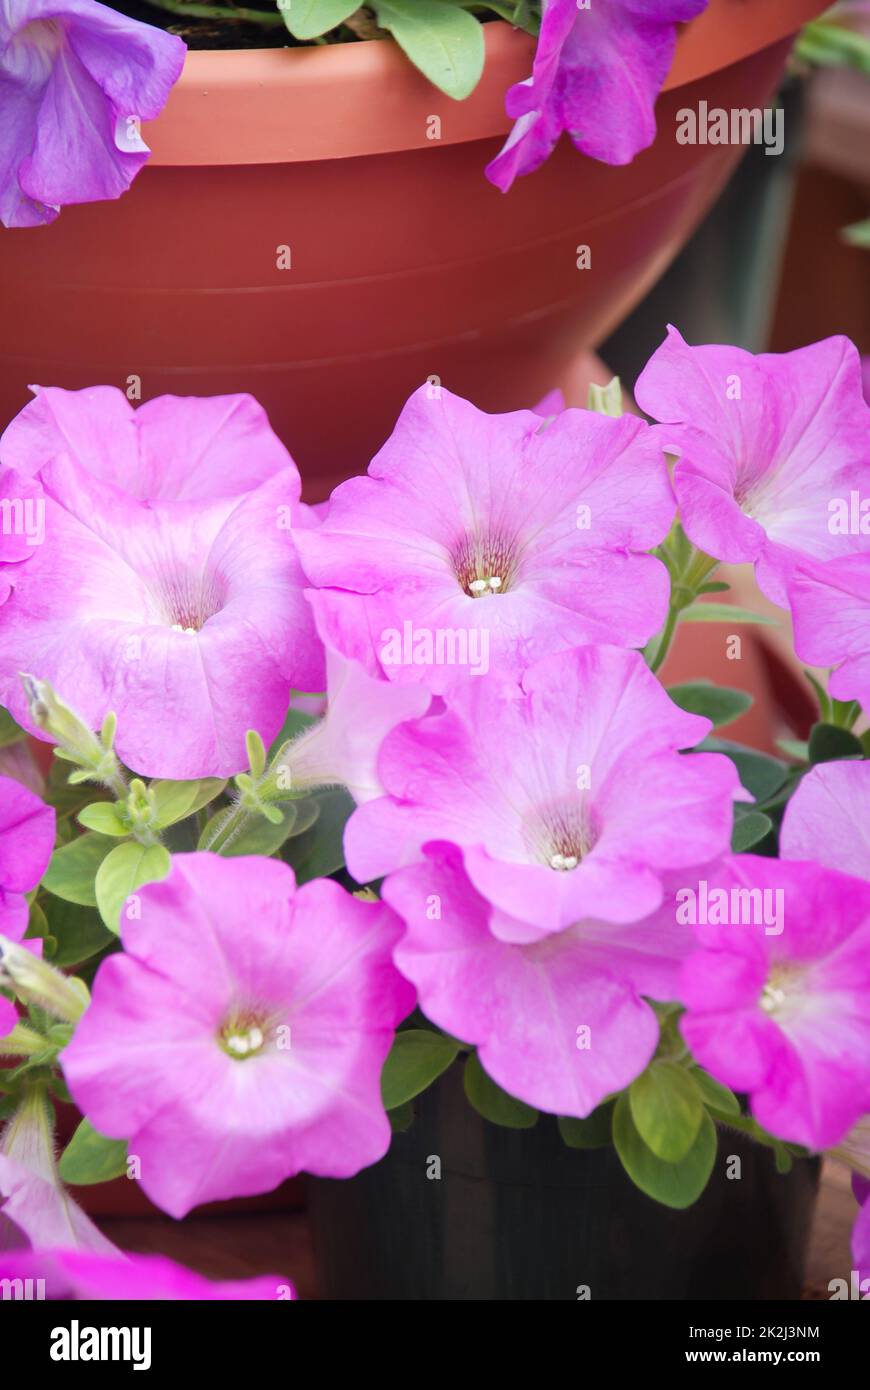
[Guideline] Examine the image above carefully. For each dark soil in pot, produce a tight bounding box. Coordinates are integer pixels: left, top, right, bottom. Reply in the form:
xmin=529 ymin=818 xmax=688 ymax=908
xmin=308 ymin=1065 xmax=820 ymax=1301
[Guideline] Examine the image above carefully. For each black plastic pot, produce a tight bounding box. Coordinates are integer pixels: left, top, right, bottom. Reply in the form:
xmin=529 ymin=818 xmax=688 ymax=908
xmin=308 ymin=1066 xmax=819 ymax=1301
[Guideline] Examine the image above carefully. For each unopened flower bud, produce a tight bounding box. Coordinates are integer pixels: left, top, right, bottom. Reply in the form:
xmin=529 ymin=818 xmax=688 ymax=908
xmin=0 ymin=937 xmax=88 ymax=1025
xmin=586 ymin=377 xmax=623 ymax=418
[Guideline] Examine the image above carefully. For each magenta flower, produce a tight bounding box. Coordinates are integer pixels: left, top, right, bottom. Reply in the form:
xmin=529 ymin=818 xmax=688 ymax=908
xmin=0 ymin=771 xmax=54 ymax=942
xmin=781 ymin=760 xmax=870 ymax=881
xmin=635 ymin=328 xmax=870 ymax=606
xmin=486 ymin=0 xmax=708 ymax=190
xmin=1 ymin=385 xmax=295 ymax=503
xmin=383 ymin=844 xmax=691 ymax=1117
xmin=854 ymin=1184 xmax=870 ymax=1286
xmin=0 ymin=1248 xmax=294 ymax=1300
xmin=789 ymin=554 xmax=870 ymax=714
xmin=62 ymin=853 xmax=414 ymax=1218
xmin=0 ymin=448 xmax=324 ymax=779
xmin=346 ymin=645 xmax=741 ymax=933
xmin=679 ymin=856 xmax=870 ymax=1150
xmin=297 ymin=387 xmax=674 ymax=693
xmin=0 ymin=0 xmax=185 ymax=229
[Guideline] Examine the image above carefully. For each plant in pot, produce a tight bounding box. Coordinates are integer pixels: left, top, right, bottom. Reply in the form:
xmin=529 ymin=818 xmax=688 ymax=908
xmin=0 ymin=0 xmax=830 ymax=493
xmin=0 ymin=324 xmax=868 ymax=1300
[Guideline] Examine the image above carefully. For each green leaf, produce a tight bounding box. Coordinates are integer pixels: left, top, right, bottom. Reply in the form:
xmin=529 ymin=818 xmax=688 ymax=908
xmin=731 ymin=808 xmax=774 ymax=853
xmin=557 ymin=1102 xmax=614 ymax=1149
xmin=697 ymin=581 xmax=730 ymax=595
xmin=59 ymin=1118 xmax=128 ymax=1186
xmin=667 ymin=680 xmax=753 ymax=729
xmin=40 ymin=896 xmax=115 ymax=969
xmin=373 ymin=0 xmax=485 ymax=100
xmin=463 ymin=1052 xmax=538 ymax=1129
xmin=42 ymin=832 xmax=115 ymax=907
xmin=0 ymin=706 xmax=25 ymax=747
xmin=628 ymin=1061 xmax=704 ymax=1163
xmin=689 ymin=1067 xmax=740 ymax=1118
xmin=803 ymin=670 xmax=833 ymax=722
xmin=695 ymin=737 xmax=789 ymax=804
xmin=282 ymin=788 xmax=354 ymax=884
xmin=279 ymin=0 xmax=360 ymax=40
xmin=76 ymin=803 xmax=130 ymax=837
xmin=842 ymin=216 xmax=870 ymax=249
xmin=388 ymin=1100 xmax=415 ymax=1133
xmin=150 ymin=778 xmax=226 ymax=829
xmin=777 ymin=738 xmax=809 ymax=762
xmin=807 ymin=721 xmax=864 ymax=765
xmin=94 ymin=842 xmax=171 ymax=933
xmin=613 ymin=1093 xmax=717 ymax=1210
xmin=381 ymin=1029 xmax=460 ymax=1109
xmin=680 ymin=603 xmax=778 ymax=626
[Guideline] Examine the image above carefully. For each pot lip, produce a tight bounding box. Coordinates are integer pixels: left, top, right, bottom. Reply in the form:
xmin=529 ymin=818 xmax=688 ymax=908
xmin=145 ymin=0 xmax=826 ymax=166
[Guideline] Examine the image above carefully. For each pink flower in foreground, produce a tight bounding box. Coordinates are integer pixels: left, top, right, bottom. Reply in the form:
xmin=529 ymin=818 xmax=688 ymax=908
xmin=297 ymin=387 xmax=674 ymax=692
xmin=347 ymin=645 xmax=741 ymax=932
xmin=789 ymin=554 xmax=870 ymax=714
xmin=0 ymin=452 xmax=323 ymax=778
xmin=383 ymin=844 xmax=691 ymax=1117
xmin=635 ymin=328 xmax=870 ymax=606
xmin=0 ymin=386 xmax=294 ymax=502
xmin=679 ymin=856 xmax=870 ymax=1149
xmin=487 ymin=0 xmax=708 ymax=189
xmin=0 ymin=0 xmax=185 ymax=228
xmin=781 ymin=760 xmax=870 ymax=881
xmin=0 ymin=1248 xmax=294 ymax=1300
xmin=62 ymin=854 xmax=414 ymax=1218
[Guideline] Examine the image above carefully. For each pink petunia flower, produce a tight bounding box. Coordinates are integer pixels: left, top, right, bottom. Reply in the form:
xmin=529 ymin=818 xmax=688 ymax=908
xmin=0 ymin=445 xmax=324 ymax=779
xmin=789 ymin=553 xmax=870 ymax=714
xmin=296 ymin=386 xmax=675 ymax=693
xmin=0 ymin=772 xmax=53 ymax=938
xmin=635 ymin=327 xmax=870 ymax=606
xmin=679 ymin=856 xmax=870 ymax=1150
xmin=346 ymin=645 xmax=741 ymax=933
xmin=284 ymin=648 xmax=430 ymax=804
xmin=781 ymin=760 xmax=870 ymax=881
xmin=0 ymin=0 xmax=185 ymax=228
xmin=61 ymin=853 xmax=415 ymax=1218
xmin=0 ymin=385 xmax=294 ymax=503
xmin=486 ymin=0 xmax=709 ymax=190
xmin=0 ymin=1247 xmax=294 ymax=1299
xmin=383 ymin=843 xmax=692 ymax=1117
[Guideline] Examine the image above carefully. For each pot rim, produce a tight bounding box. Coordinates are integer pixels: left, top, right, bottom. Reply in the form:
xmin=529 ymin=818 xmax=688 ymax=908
xmin=145 ymin=0 xmax=827 ymax=167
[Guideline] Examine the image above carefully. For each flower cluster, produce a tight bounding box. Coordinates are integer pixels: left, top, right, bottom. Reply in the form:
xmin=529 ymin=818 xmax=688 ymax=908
xmin=0 ymin=1 xmax=716 ymax=227
xmin=1 ymin=324 xmax=869 ymax=1300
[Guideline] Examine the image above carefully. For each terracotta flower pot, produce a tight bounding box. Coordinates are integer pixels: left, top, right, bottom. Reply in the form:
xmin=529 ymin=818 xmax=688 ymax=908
xmin=0 ymin=0 xmax=826 ymax=500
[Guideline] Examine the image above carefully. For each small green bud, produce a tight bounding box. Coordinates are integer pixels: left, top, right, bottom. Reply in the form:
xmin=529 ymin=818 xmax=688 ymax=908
xmin=0 ymin=937 xmax=88 ymax=1025
xmin=586 ymin=377 xmax=623 ymax=418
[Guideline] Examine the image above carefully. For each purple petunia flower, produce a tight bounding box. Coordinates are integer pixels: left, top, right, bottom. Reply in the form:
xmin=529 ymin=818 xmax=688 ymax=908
xmin=296 ymin=386 xmax=675 ymax=692
xmin=61 ymin=853 xmax=415 ymax=1218
xmin=635 ymin=327 xmax=870 ymax=607
xmin=383 ymin=843 xmax=692 ymax=1118
xmin=789 ymin=554 xmax=870 ymax=715
xmin=0 ymin=1248 xmax=295 ymax=1299
xmin=781 ymin=760 xmax=870 ymax=881
xmin=0 ymin=395 xmax=324 ymax=779
xmin=0 ymin=0 xmax=185 ymax=229
xmin=486 ymin=0 xmax=709 ymax=190
xmin=346 ymin=645 xmax=741 ymax=933
xmin=679 ymin=856 xmax=870 ymax=1150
